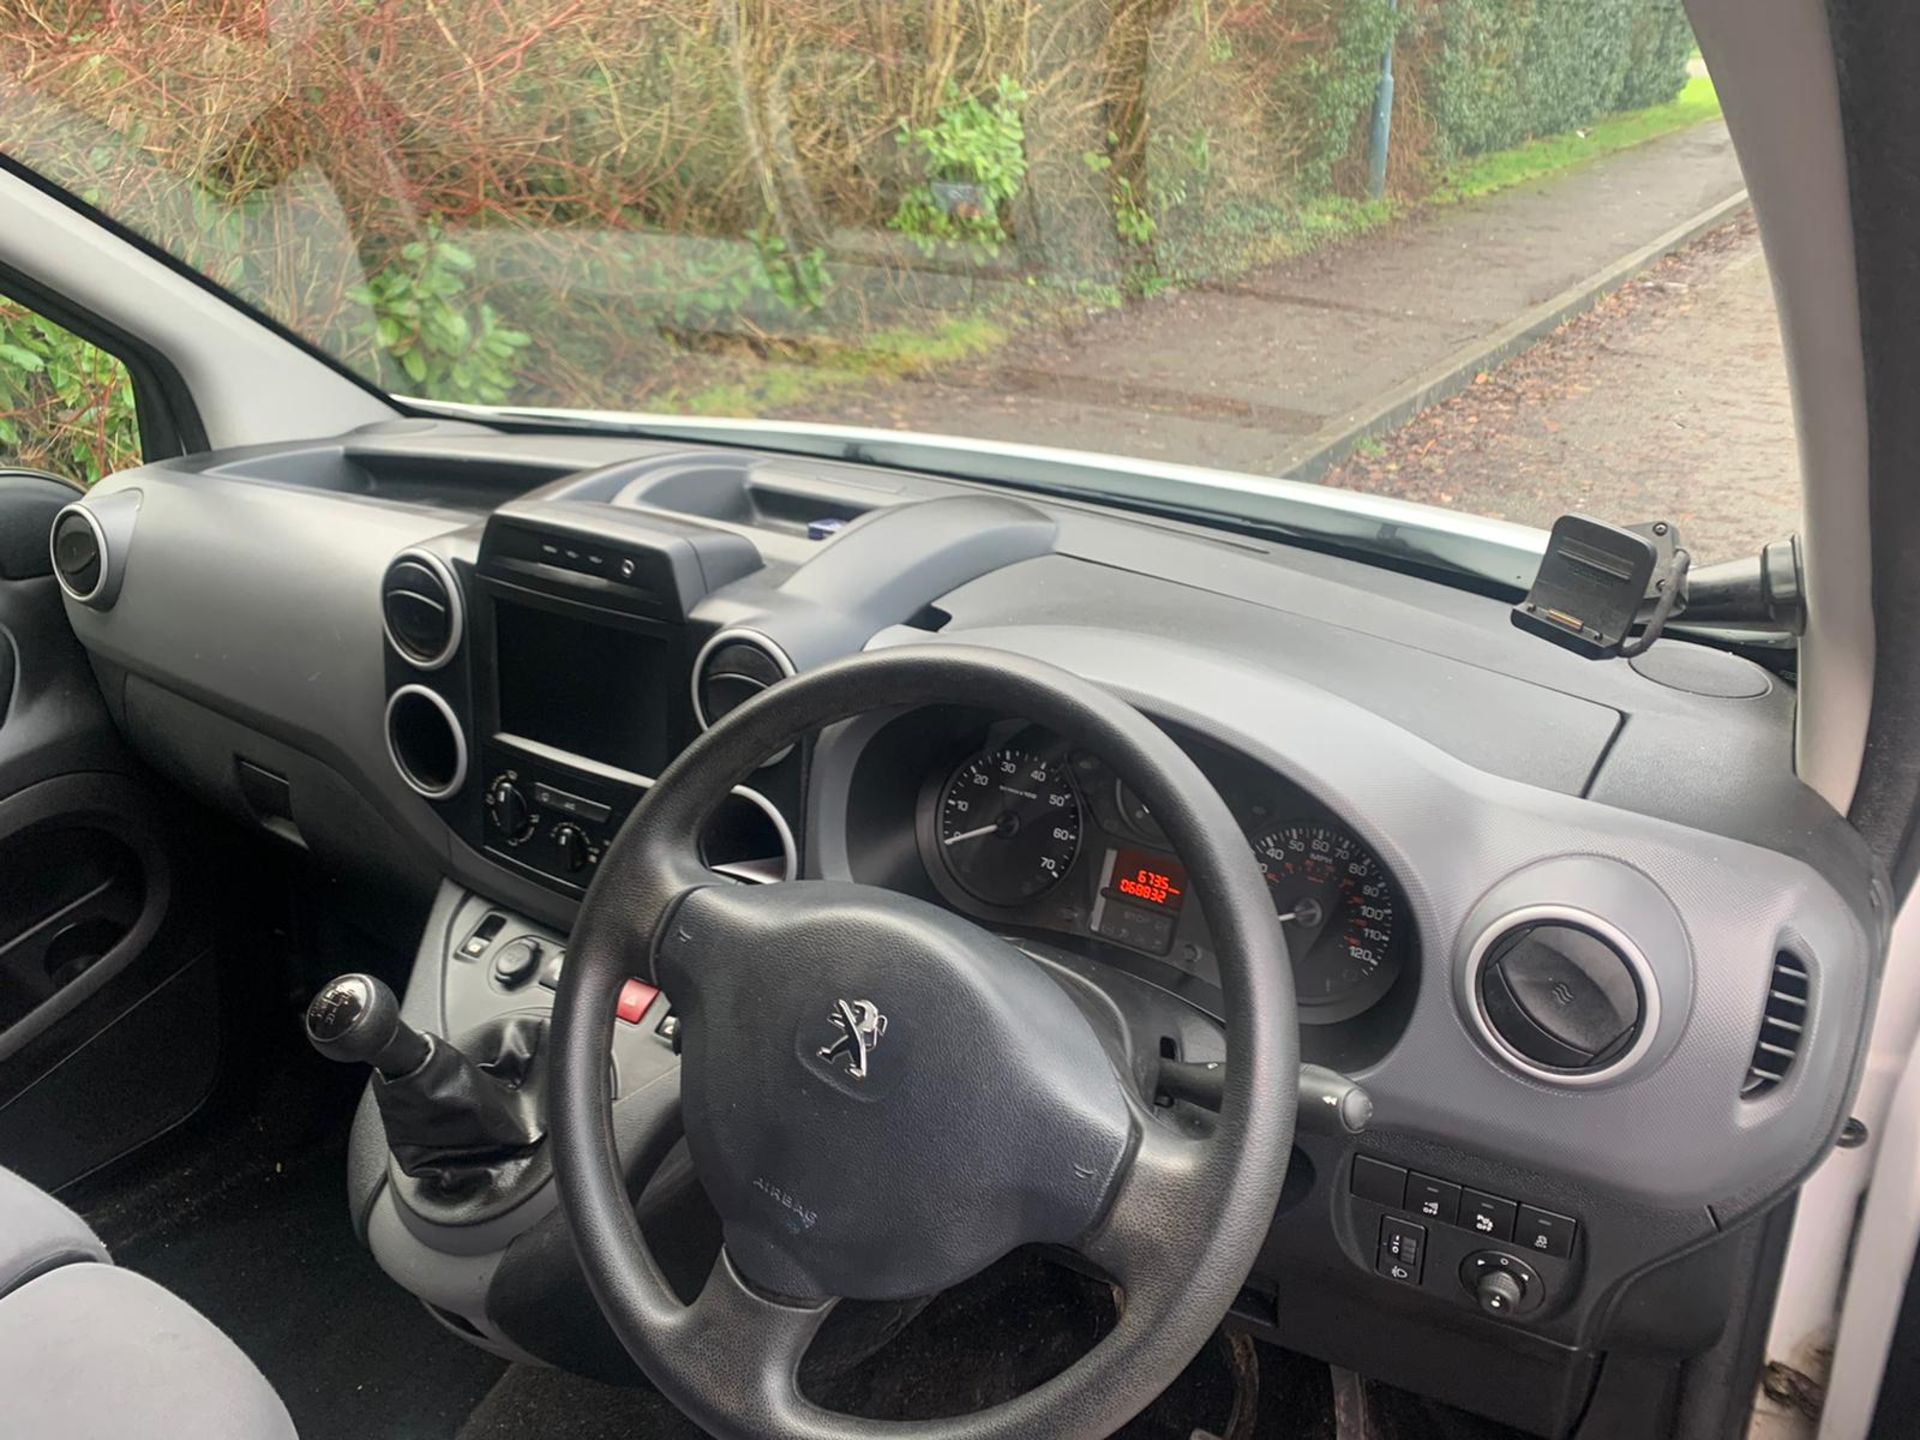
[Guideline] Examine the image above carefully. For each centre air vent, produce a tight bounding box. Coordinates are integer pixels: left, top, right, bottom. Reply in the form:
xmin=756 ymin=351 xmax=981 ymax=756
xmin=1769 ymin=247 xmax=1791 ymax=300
xmin=382 ymin=550 xmax=462 ymax=670
xmin=1743 ymin=953 xmax=1810 ymax=1098
xmin=693 ymin=629 xmax=793 ymax=729
xmin=384 ymin=685 xmax=467 ymax=799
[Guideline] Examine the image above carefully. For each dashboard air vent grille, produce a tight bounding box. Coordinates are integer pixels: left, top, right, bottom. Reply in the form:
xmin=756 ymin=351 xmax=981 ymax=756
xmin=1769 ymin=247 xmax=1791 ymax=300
xmin=1743 ymin=953 xmax=1810 ymax=1098
xmin=382 ymin=551 xmax=461 ymax=670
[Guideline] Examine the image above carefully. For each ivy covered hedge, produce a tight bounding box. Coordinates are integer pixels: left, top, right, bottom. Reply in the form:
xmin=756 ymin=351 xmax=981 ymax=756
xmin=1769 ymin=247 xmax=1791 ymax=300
xmin=1429 ymin=0 xmax=1696 ymax=159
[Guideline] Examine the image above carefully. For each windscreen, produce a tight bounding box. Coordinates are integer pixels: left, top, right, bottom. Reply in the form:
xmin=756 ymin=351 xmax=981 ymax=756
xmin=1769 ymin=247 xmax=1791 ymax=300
xmin=1 ymin=2 xmax=1790 ymax=565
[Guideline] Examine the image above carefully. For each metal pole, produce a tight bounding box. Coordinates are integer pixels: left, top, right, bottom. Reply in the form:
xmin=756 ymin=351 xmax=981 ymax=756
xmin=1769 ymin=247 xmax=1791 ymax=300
xmin=1368 ymin=0 xmax=1398 ymax=201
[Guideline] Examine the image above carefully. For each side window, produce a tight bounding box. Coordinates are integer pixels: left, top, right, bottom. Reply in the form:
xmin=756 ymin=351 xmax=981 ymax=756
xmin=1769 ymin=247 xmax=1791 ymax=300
xmin=0 ymin=296 xmax=141 ymax=488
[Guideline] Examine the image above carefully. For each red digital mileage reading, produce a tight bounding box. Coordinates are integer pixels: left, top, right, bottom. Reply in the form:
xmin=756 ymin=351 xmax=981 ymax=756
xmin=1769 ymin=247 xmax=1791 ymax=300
xmin=1108 ymin=848 xmax=1188 ymax=911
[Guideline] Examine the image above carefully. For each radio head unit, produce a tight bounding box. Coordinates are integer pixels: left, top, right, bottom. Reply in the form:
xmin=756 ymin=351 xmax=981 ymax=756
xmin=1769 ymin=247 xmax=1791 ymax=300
xmin=459 ymin=506 xmax=764 ymax=890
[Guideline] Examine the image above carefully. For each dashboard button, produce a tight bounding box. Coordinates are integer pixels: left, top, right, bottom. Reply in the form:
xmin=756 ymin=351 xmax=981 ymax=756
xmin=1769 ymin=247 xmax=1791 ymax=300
xmin=460 ymin=913 xmax=506 ymax=959
xmin=1461 ymin=1189 xmax=1518 ymax=1240
xmin=1406 ymin=1173 xmax=1461 ymax=1224
xmin=617 ymin=979 xmax=659 ymax=1025
xmin=1516 ymin=1205 xmax=1577 ymax=1258
xmin=532 ymin=782 xmax=612 ymax=825
xmin=1376 ymin=1216 xmax=1425 ymax=1284
xmin=1351 ymin=1155 xmax=1407 ymax=1208
xmin=536 ymin=948 xmax=566 ymax=991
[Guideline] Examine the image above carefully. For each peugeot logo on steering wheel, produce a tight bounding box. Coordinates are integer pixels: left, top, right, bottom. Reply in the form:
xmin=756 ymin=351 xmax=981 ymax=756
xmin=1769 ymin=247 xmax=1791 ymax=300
xmin=818 ymin=998 xmax=888 ymax=1080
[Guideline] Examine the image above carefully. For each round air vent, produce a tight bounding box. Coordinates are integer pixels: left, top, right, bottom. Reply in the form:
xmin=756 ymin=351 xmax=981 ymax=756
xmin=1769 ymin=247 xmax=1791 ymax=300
xmin=1466 ymin=907 xmax=1659 ymax=1086
xmin=50 ymin=506 xmax=107 ymax=603
xmin=692 ymin=629 xmax=794 ymax=729
xmin=382 ymin=550 xmax=462 ymax=670
xmin=385 ymin=685 xmax=468 ymax=800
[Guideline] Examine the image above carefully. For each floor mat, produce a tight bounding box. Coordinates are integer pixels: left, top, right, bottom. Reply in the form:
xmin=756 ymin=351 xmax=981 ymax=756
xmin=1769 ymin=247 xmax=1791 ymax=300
xmin=459 ymin=1332 xmax=1340 ymax=1440
xmin=459 ymin=1250 xmax=1342 ymax=1440
xmin=68 ymin=1030 xmax=508 ymax=1440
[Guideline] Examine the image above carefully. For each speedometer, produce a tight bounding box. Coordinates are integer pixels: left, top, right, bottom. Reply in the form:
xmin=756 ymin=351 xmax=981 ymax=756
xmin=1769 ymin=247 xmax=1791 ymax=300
xmin=1251 ymin=822 xmax=1402 ymax=1015
xmin=938 ymin=747 xmax=1082 ymax=907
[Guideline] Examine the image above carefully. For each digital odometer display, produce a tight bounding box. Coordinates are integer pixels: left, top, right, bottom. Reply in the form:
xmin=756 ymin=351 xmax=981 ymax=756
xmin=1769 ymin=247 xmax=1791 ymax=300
xmin=1107 ymin=849 xmax=1188 ymax=911
xmin=937 ymin=746 xmax=1083 ymax=907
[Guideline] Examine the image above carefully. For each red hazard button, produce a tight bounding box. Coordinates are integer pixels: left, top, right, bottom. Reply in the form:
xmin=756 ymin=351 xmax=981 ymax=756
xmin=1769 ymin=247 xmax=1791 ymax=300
xmin=616 ymin=979 xmax=659 ymax=1025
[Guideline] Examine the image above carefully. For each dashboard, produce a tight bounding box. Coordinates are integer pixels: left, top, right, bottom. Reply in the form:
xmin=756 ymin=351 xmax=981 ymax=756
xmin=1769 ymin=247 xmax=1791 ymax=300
xmin=45 ymin=420 xmax=1885 ymax=1437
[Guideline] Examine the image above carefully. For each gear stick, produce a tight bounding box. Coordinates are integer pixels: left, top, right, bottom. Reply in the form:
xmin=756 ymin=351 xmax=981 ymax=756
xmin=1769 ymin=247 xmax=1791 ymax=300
xmin=305 ymin=974 xmax=546 ymax=1190
xmin=305 ymin=973 xmax=429 ymax=1075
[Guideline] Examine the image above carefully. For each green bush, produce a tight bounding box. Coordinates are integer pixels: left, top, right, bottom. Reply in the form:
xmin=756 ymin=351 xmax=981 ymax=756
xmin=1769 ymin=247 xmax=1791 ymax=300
xmin=1427 ymin=0 xmax=1694 ymax=160
xmin=348 ymin=225 xmax=531 ymax=405
xmin=0 ymin=300 xmax=140 ymax=486
xmin=890 ymin=77 xmax=1032 ymax=256
xmin=1616 ymin=1 xmax=1698 ymax=109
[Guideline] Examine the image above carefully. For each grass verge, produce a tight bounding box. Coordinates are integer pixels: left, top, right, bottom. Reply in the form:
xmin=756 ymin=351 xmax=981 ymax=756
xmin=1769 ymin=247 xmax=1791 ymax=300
xmin=679 ymin=315 xmax=1008 ymax=415
xmin=1437 ymin=74 xmax=1721 ymax=203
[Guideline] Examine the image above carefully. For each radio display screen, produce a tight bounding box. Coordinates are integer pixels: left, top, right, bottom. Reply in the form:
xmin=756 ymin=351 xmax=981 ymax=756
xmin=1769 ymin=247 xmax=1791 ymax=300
xmin=494 ymin=600 xmax=675 ymax=776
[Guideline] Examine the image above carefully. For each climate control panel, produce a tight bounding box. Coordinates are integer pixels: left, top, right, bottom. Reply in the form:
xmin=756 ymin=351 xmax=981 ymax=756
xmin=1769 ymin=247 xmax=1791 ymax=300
xmin=477 ymin=745 xmax=636 ymax=892
xmin=474 ymin=740 xmax=797 ymax=893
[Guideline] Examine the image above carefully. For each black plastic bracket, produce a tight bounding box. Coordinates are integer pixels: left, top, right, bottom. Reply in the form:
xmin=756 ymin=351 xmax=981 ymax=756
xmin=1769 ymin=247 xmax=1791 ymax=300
xmin=1513 ymin=516 xmax=1690 ymax=659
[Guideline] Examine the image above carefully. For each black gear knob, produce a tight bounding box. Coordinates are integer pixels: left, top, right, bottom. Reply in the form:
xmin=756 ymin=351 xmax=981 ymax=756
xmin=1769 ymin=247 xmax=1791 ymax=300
xmin=305 ymin=974 xmax=430 ymax=1078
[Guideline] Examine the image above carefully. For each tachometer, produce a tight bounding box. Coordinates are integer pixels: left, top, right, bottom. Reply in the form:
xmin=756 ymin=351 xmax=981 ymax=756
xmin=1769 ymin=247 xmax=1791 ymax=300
xmin=1251 ymin=822 xmax=1401 ymax=1014
xmin=938 ymin=747 xmax=1082 ymax=906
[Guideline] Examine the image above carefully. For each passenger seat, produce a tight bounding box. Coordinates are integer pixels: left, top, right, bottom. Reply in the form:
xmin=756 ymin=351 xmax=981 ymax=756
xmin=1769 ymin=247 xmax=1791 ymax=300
xmin=0 ymin=1166 xmax=296 ymax=1439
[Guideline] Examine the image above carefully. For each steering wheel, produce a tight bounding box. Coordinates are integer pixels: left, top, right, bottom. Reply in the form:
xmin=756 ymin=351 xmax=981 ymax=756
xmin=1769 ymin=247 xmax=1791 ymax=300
xmin=551 ymin=645 xmax=1297 ymax=1439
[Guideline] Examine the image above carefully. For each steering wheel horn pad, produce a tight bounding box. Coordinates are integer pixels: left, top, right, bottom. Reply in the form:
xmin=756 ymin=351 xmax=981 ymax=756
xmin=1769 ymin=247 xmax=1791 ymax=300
xmin=658 ymin=880 xmax=1133 ymax=1303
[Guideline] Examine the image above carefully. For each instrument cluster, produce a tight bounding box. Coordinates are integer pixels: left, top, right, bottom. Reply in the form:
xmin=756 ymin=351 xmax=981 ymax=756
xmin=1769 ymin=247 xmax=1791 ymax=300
xmin=904 ymin=719 xmax=1413 ymax=1029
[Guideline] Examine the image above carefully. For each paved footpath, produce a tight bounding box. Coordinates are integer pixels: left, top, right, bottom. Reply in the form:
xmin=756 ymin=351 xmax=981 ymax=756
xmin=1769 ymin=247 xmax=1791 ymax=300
xmin=1322 ymin=213 xmax=1796 ymax=567
xmin=778 ymin=120 xmax=1748 ymax=482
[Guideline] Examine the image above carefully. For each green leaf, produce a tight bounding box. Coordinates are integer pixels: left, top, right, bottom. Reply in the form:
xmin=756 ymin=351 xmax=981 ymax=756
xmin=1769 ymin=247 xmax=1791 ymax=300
xmin=400 ymin=349 xmax=428 ymax=384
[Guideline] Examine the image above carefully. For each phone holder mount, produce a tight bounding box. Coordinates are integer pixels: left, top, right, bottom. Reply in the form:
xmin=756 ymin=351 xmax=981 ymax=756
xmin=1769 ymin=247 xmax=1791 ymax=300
xmin=1512 ymin=516 xmax=1692 ymax=660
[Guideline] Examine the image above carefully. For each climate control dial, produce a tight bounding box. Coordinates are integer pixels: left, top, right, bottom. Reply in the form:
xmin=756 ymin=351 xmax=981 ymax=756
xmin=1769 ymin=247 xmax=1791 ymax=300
xmin=553 ymin=822 xmax=595 ymax=874
xmin=485 ymin=775 xmax=535 ymax=844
